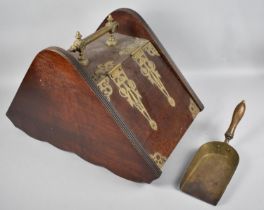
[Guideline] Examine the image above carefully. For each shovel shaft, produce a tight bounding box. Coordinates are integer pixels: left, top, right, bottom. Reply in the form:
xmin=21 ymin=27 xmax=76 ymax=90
xmin=225 ymin=100 xmax=246 ymax=143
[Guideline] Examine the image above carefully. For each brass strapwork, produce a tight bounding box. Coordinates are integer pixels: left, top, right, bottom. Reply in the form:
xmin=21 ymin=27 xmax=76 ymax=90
xmin=132 ymin=42 xmax=176 ymax=107
xmin=109 ymin=64 xmax=158 ymax=130
xmin=92 ymin=61 xmax=115 ymax=101
xmin=92 ymin=61 xmax=158 ymax=130
xmin=69 ymin=15 xmax=118 ymax=65
xmin=149 ymin=152 xmax=167 ymax=169
xmin=189 ymin=98 xmax=200 ymax=119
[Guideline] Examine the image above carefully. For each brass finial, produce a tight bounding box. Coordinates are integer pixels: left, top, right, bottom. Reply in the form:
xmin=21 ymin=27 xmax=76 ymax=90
xmin=69 ymin=31 xmax=88 ymax=65
xmin=75 ymin=31 xmax=82 ymax=39
xmin=70 ymin=31 xmax=83 ymax=52
xmin=107 ymin=15 xmax=113 ymax=23
xmin=106 ymin=15 xmax=118 ymax=47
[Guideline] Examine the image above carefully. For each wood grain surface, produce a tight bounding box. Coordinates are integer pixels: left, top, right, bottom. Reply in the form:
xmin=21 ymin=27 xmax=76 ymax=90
xmin=6 ymin=8 xmax=203 ymax=183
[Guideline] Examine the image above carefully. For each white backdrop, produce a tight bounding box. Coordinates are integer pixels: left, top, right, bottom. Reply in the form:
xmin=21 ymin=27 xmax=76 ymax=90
xmin=1 ymin=1 xmax=264 ymax=210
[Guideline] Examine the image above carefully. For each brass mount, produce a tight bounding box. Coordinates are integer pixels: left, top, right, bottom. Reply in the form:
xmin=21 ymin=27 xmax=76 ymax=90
xmin=69 ymin=15 xmax=118 ymax=65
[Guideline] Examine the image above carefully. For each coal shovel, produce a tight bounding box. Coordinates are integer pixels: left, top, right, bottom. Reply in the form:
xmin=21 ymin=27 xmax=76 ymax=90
xmin=180 ymin=100 xmax=246 ymax=205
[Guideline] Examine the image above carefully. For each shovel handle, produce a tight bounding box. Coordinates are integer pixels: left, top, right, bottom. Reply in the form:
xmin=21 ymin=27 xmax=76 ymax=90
xmin=225 ymin=100 xmax=246 ymax=143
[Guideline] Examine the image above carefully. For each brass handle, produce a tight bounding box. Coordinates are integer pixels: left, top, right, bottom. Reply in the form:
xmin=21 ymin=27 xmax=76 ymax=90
xmin=69 ymin=15 xmax=118 ymax=65
xmin=224 ymin=100 xmax=246 ymax=143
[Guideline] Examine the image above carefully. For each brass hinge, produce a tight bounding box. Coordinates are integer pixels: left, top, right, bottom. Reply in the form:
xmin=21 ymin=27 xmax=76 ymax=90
xmin=119 ymin=39 xmax=175 ymax=107
xmin=93 ymin=61 xmax=157 ymax=130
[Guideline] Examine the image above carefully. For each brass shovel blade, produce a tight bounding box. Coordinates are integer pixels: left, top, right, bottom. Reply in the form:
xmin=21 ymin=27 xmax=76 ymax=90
xmin=180 ymin=141 xmax=239 ymax=205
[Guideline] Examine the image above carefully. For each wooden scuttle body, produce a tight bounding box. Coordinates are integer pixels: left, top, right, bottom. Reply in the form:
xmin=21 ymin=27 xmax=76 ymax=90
xmin=6 ymin=9 xmax=204 ymax=183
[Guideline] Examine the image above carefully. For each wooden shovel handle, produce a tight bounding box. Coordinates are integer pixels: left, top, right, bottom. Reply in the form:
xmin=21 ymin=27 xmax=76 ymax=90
xmin=225 ymin=100 xmax=246 ymax=143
